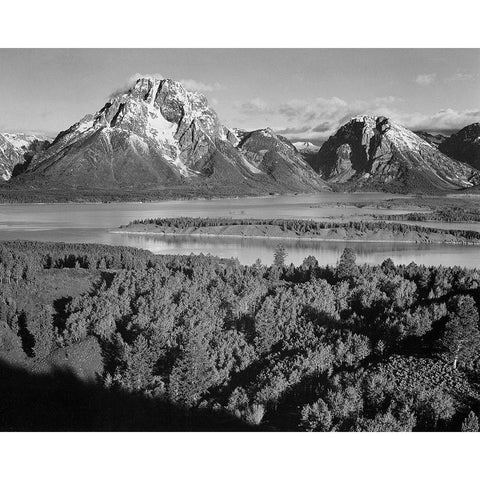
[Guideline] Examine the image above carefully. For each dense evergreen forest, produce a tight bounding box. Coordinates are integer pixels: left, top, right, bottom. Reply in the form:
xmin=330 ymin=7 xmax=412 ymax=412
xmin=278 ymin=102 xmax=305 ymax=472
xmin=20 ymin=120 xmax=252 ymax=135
xmin=2 ymin=240 xmax=480 ymax=431
xmin=0 ymin=185 xmax=280 ymax=204
xmin=376 ymin=206 xmax=480 ymax=223
xmin=125 ymin=216 xmax=480 ymax=243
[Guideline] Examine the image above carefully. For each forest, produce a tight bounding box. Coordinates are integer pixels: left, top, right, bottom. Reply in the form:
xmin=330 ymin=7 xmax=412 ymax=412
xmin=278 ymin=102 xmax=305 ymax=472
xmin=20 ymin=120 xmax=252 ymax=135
xmin=376 ymin=206 xmax=480 ymax=223
xmin=1 ymin=240 xmax=480 ymax=431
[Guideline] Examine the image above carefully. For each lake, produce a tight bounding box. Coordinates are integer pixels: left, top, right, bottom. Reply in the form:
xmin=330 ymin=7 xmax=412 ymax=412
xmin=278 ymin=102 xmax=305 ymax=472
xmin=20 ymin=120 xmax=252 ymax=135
xmin=1 ymin=193 xmax=479 ymax=268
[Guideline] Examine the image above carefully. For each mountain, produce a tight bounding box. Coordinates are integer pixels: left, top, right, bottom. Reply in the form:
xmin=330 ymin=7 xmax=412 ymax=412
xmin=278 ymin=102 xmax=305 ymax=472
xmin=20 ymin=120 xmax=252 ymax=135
xmin=0 ymin=133 xmax=49 ymax=181
xmin=438 ymin=123 xmax=480 ymax=169
xmin=12 ymin=78 xmax=326 ymax=196
xmin=236 ymin=129 xmax=328 ymax=192
xmin=413 ymin=131 xmax=448 ymax=148
xmin=293 ymin=141 xmax=320 ymax=155
xmin=310 ymin=116 xmax=480 ymax=193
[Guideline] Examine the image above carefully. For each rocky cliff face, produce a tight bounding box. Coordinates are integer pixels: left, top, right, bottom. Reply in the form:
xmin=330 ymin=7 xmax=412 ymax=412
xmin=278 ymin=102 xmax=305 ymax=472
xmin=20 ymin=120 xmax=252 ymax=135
xmin=311 ymin=116 xmax=480 ymax=192
xmin=22 ymin=78 xmax=253 ymax=188
xmin=14 ymin=78 xmax=326 ymax=194
xmin=0 ymin=134 xmax=50 ymax=181
xmin=438 ymin=123 xmax=480 ymax=170
xmin=237 ymin=129 xmax=329 ymax=192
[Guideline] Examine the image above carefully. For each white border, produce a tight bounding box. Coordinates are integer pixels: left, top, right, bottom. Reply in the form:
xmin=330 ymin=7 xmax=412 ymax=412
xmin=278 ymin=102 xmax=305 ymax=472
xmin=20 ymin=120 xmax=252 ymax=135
xmin=0 ymin=0 xmax=479 ymax=48
xmin=1 ymin=432 xmax=479 ymax=479
xmin=1 ymin=1 xmax=479 ymax=478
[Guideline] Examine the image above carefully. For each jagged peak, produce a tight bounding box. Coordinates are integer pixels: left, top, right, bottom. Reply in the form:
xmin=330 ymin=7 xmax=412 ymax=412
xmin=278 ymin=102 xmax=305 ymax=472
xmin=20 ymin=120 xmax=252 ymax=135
xmin=119 ymin=77 xmax=206 ymax=106
xmin=348 ymin=115 xmax=393 ymax=127
xmin=249 ymin=127 xmax=276 ymax=137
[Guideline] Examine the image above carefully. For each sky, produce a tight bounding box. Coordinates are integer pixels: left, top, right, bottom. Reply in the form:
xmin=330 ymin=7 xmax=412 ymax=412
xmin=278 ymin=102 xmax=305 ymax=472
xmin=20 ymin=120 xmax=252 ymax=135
xmin=0 ymin=49 xmax=479 ymax=143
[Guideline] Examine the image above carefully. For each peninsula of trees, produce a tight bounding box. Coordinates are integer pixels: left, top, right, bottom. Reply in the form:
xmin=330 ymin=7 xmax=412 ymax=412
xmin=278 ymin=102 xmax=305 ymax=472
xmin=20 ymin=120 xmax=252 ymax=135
xmin=119 ymin=217 xmax=480 ymax=245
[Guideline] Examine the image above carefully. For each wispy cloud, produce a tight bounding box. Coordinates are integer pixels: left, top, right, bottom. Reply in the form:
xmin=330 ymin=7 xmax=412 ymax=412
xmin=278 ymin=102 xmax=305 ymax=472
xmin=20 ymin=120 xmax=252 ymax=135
xmin=179 ymin=79 xmax=224 ymax=92
xmin=109 ymin=72 xmax=164 ymax=97
xmin=109 ymin=74 xmax=223 ymax=97
xmin=233 ymin=94 xmax=479 ymax=141
xmin=415 ymin=73 xmax=437 ymax=86
xmin=236 ymin=98 xmax=271 ymax=115
xmin=446 ymin=72 xmax=476 ymax=82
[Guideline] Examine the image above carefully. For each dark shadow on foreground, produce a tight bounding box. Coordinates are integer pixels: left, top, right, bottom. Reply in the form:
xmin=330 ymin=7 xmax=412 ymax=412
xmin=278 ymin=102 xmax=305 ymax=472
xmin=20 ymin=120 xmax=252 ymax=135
xmin=0 ymin=361 xmax=256 ymax=432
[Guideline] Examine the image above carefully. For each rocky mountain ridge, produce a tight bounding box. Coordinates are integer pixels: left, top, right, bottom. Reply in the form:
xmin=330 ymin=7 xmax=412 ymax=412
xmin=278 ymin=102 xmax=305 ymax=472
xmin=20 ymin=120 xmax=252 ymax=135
xmin=2 ymin=78 xmax=480 ymax=199
xmin=12 ymin=77 xmax=328 ymax=195
xmin=0 ymin=133 xmax=50 ymax=181
xmin=310 ymin=116 xmax=480 ymax=193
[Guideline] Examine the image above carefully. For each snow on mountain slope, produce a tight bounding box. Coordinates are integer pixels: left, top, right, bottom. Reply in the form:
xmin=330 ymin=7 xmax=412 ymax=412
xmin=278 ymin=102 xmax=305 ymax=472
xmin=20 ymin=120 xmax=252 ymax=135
xmin=20 ymin=78 xmax=247 ymax=187
xmin=15 ymin=77 xmax=327 ymax=194
xmin=311 ymin=116 xmax=480 ymax=193
xmin=293 ymin=141 xmax=319 ymax=155
xmin=0 ymin=133 xmax=50 ymax=181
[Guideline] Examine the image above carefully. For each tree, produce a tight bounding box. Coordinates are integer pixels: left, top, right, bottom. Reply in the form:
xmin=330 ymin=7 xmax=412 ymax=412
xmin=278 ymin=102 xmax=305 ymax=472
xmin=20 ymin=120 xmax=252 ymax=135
xmin=355 ymin=408 xmax=415 ymax=432
xmin=0 ymin=322 xmax=27 ymax=363
xmin=116 ymin=334 xmax=154 ymax=392
xmin=440 ymin=295 xmax=480 ymax=368
xmin=381 ymin=257 xmax=395 ymax=274
xmin=461 ymin=411 xmax=479 ymax=432
xmin=336 ymin=248 xmax=359 ymax=280
xmin=273 ymin=244 xmax=287 ymax=268
xmin=169 ymin=333 xmax=217 ymax=407
xmin=300 ymin=399 xmax=332 ymax=431
xmin=416 ymin=388 xmax=455 ymax=430
xmin=301 ymin=255 xmax=319 ymax=271
xmin=244 ymin=403 xmax=265 ymax=425
xmin=25 ymin=306 xmax=55 ymax=359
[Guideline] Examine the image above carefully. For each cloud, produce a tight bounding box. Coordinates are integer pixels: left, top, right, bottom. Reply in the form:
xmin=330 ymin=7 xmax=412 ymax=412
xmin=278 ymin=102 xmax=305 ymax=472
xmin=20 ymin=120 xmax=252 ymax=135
xmin=234 ymin=95 xmax=402 ymax=139
xmin=109 ymin=73 xmax=224 ymax=98
xmin=179 ymin=79 xmax=223 ymax=92
xmin=312 ymin=122 xmax=333 ymax=133
xmin=372 ymin=96 xmax=402 ymax=105
xmin=401 ymin=108 xmax=480 ymax=132
xmin=236 ymin=98 xmax=271 ymax=115
xmin=233 ymin=92 xmax=479 ymax=142
xmin=446 ymin=72 xmax=475 ymax=82
xmin=276 ymin=125 xmax=312 ymax=134
xmin=415 ymin=73 xmax=437 ymax=86
xmin=109 ymin=72 xmax=164 ymax=97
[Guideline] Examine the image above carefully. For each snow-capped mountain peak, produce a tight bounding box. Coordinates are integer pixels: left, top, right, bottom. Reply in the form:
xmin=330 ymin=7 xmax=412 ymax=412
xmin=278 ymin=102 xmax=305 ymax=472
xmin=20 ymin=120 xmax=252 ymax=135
xmin=311 ymin=115 xmax=480 ymax=192
xmin=293 ymin=141 xmax=319 ymax=154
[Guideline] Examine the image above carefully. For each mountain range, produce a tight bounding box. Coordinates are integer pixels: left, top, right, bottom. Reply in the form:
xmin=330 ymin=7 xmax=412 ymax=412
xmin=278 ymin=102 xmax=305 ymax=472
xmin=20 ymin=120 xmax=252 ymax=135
xmin=1 ymin=77 xmax=479 ymax=200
